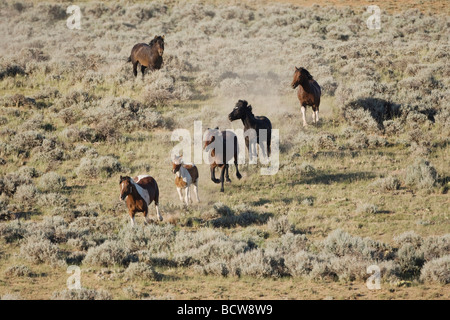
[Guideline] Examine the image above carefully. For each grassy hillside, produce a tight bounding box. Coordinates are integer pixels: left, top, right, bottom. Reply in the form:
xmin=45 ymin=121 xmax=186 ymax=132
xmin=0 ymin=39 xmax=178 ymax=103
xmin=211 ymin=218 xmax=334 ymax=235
xmin=0 ymin=0 xmax=449 ymax=300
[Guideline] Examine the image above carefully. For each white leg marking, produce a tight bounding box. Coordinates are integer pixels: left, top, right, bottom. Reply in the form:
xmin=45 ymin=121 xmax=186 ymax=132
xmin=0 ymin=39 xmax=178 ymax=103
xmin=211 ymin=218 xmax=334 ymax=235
xmin=194 ymin=183 xmax=200 ymax=203
xmin=177 ymin=187 xmax=183 ymax=202
xmin=156 ymin=205 xmax=162 ymax=221
xmin=130 ymin=216 xmax=135 ymax=227
xmin=315 ymin=111 xmax=319 ymax=123
xmin=301 ymin=106 xmax=307 ymax=127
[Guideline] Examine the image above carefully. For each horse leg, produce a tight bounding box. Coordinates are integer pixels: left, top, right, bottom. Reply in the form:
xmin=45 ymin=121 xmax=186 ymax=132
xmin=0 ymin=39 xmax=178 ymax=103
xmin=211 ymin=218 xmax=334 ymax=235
xmin=141 ymin=65 xmax=146 ymax=77
xmin=193 ymin=181 xmax=200 ymax=203
xmin=234 ymin=146 xmax=242 ymax=180
xmin=154 ymin=193 xmax=162 ymax=222
xmin=184 ymin=187 xmax=190 ymax=205
xmin=225 ymin=165 xmax=231 ymax=183
xmin=177 ymin=187 xmax=183 ymax=202
xmin=211 ymin=165 xmax=220 ymax=184
xmin=301 ymin=106 xmax=308 ymax=127
xmin=144 ymin=208 xmax=151 ymax=225
xmin=220 ymin=165 xmax=226 ymax=192
xmin=315 ymin=108 xmax=319 ymax=124
xmin=129 ymin=210 xmax=135 ymax=227
xmin=132 ymin=62 xmax=138 ymax=77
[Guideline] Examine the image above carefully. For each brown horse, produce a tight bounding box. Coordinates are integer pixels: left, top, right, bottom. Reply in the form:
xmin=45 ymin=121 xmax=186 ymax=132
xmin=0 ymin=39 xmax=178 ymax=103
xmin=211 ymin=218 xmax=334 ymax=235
xmin=128 ymin=35 xmax=164 ymax=77
xmin=119 ymin=175 xmax=162 ymax=226
xmin=204 ymin=128 xmax=242 ymax=193
xmin=172 ymin=155 xmax=200 ymax=205
xmin=291 ymin=67 xmax=321 ymax=127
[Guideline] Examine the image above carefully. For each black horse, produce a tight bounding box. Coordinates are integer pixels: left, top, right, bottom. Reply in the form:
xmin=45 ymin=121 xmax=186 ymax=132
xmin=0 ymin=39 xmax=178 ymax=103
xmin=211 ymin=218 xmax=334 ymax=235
xmin=228 ymin=100 xmax=272 ymax=158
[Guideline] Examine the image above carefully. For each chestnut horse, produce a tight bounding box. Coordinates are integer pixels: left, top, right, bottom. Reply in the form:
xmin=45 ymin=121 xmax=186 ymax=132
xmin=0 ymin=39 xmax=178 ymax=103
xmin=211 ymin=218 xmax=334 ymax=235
xmin=204 ymin=128 xmax=242 ymax=192
xmin=172 ymin=155 xmax=200 ymax=205
xmin=291 ymin=67 xmax=321 ymax=126
xmin=128 ymin=35 xmax=164 ymax=77
xmin=119 ymin=175 xmax=162 ymax=226
xmin=228 ymin=99 xmax=272 ymax=158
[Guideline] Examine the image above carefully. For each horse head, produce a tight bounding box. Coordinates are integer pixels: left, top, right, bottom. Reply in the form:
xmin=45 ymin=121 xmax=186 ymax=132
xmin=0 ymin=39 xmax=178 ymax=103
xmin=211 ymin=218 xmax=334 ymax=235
xmin=292 ymin=67 xmax=313 ymax=89
xmin=228 ymin=100 xmax=252 ymax=121
xmin=150 ymin=35 xmax=165 ymax=56
xmin=172 ymin=155 xmax=183 ymax=175
xmin=203 ymin=127 xmax=220 ymax=150
xmin=119 ymin=175 xmax=133 ymax=201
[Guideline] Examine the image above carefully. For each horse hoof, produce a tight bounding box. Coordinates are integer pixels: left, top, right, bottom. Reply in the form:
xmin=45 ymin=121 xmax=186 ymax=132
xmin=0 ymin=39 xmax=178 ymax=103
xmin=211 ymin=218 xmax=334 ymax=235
xmin=236 ymin=174 xmax=242 ymax=180
xmin=226 ymin=179 xmax=231 ymax=183
xmin=213 ymin=179 xmax=220 ymax=184
xmin=220 ymin=189 xmax=224 ymax=192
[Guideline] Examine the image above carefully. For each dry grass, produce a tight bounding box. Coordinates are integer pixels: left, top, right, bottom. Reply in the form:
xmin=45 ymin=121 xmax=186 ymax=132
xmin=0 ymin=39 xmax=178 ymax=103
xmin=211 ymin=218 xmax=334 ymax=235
xmin=0 ymin=0 xmax=448 ymax=300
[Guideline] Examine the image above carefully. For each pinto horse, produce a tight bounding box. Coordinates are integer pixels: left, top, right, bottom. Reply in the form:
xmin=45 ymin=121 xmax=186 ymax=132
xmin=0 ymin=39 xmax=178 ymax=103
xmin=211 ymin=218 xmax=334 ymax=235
xmin=172 ymin=155 xmax=200 ymax=205
xmin=204 ymin=128 xmax=242 ymax=192
xmin=119 ymin=175 xmax=162 ymax=226
xmin=228 ymin=99 xmax=272 ymax=158
xmin=128 ymin=35 xmax=164 ymax=77
xmin=291 ymin=67 xmax=321 ymax=127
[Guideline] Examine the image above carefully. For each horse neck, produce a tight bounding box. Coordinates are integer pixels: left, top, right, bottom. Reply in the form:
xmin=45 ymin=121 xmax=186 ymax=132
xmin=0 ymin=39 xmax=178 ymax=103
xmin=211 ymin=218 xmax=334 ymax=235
xmin=299 ymin=77 xmax=312 ymax=92
xmin=179 ymin=166 xmax=192 ymax=182
xmin=242 ymin=109 xmax=256 ymax=128
xmin=129 ymin=180 xmax=148 ymax=204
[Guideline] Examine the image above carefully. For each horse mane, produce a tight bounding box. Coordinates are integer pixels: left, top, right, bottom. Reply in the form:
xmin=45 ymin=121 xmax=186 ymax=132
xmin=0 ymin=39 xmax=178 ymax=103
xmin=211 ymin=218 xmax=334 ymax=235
xmin=301 ymin=68 xmax=313 ymax=80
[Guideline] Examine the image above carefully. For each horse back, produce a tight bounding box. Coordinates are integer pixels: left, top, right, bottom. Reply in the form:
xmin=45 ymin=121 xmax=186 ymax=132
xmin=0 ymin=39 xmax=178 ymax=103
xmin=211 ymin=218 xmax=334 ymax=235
xmin=133 ymin=175 xmax=158 ymax=202
xmin=184 ymin=164 xmax=199 ymax=184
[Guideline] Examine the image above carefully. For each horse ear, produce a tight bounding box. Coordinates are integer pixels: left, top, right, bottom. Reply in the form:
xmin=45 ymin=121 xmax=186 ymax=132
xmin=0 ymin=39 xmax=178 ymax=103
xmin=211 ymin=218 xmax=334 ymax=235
xmin=215 ymin=126 xmax=219 ymax=130
xmin=248 ymin=105 xmax=252 ymax=111
xmin=162 ymin=35 xmax=165 ymax=39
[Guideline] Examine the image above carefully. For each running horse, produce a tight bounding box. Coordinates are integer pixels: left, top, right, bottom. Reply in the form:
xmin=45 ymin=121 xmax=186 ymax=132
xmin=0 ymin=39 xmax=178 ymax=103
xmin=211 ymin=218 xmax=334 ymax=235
xmin=203 ymin=128 xmax=242 ymax=193
xmin=119 ymin=175 xmax=162 ymax=226
xmin=291 ymin=67 xmax=321 ymax=126
xmin=172 ymin=155 xmax=200 ymax=205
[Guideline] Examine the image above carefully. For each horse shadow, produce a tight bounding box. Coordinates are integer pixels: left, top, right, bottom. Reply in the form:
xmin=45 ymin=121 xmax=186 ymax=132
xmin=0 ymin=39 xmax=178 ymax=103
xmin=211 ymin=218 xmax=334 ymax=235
xmin=292 ymin=171 xmax=375 ymax=185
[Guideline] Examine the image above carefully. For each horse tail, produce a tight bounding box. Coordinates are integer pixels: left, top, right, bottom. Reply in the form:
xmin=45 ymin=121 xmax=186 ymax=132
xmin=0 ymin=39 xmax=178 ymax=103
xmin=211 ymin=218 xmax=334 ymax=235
xmin=127 ymin=55 xmax=132 ymax=63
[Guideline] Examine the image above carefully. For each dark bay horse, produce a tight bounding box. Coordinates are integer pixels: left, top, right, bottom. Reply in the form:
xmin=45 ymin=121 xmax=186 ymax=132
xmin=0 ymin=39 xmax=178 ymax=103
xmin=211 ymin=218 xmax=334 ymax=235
xmin=291 ymin=67 xmax=321 ymax=126
xmin=128 ymin=35 xmax=164 ymax=77
xmin=203 ymin=128 xmax=242 ymax=192
xmin=228 ymin=99 xmax=272 ymax=158
xmin=119 ymin=175 xmax=162 ymax=226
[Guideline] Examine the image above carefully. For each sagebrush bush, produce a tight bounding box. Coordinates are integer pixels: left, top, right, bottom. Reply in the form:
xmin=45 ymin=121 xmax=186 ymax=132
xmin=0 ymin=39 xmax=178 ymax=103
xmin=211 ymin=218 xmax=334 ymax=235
xmin=51 ymin=288 xmax=112 ymax=300
xmin=76 ymin=156 xmax=122 ymax=179
xmin=4 ymin=264 xmax=34 ymax=277
xmin=370 ymin=176 xmax=401 ymax=191
xmin=120 ymin=224 xmax=176 ymax=253
xmin=38 ymin=172 xmax=66 ymax=192
xmin=20 ymin=236 xmax=64 ymax=266
xmin=229 ymin=249 xmax=285 ymax=278
xmin=405 ymin=158 xmax=438 ymax=190
xmin=83 ymin=240 xmax=132 ymax=267
xmin=267 ymin=216 xmax=294 ymax=235
xmin=420 ymin=255 xmax=450 ymax=284
xmin=124 ymin=262 xmax=163 ymax=281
